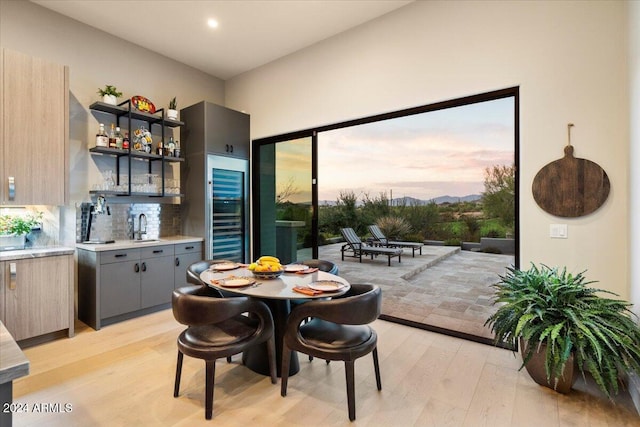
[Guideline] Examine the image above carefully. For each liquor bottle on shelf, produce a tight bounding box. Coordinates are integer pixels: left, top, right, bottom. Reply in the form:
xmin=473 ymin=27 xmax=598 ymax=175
xmin=123 ymin=132 xmax=130 ymax=150
xmin=108 ymin=123 xmax=117 ymax=148
xmin=167 ymin=136 xmax=175 ymax=157
xmin=156 ymin=141 xmax=163 ymax=155
xmin=95 ymin=123 xmax=108 ymax=148
xmin=174 ymin=140 xmax=180 ymax=158
xmin=115 ymin=127 xmax=124 ymax=149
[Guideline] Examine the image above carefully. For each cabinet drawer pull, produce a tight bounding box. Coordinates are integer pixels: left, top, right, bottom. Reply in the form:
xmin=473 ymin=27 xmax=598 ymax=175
xmin=185 ymin=246 xmax=194 ymax=250
xmin=9 ymin=262 xmax=17 ymax=290
xmin=8 ymin=176 xmax=15 ymax=201
xmin=134 ymin=263 xmax=140 ymax=273
xmin=230 ymin=144 xmax=233 ymax=153
xmin=115 ymin=254 xmax=128 ymax=258
xmin=153 ymin=249 xmax=163 ymax=254
xmin=141 ymin=262 xmax=147 ymax=272
xmin=175 ymin=257 xmax=180 ymax=267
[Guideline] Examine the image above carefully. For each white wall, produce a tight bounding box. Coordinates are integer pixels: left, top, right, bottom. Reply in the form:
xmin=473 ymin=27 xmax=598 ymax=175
xmin=0 ymin=0 xmax=225 ymax=245
xmin=226 ymin=0 xmax=631 ymax=299
xmin=630 ymin=0 xmax=640 ymax=318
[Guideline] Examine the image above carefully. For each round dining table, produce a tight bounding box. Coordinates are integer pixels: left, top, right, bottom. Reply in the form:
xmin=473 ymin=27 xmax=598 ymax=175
xmin=200 ymin=265 xmax=350 ymax=377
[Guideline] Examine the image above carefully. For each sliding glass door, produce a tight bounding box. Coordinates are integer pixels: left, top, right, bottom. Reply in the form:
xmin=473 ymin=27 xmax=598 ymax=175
xmin=254 ymin=135 xmax=315 ymax=263
xmin=254 ymin=87 xmax=519 ymax=270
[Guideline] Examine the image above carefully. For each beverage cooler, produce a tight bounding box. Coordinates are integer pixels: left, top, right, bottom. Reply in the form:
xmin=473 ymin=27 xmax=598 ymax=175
xmin=180 ymin=100 xmax=251 ymax=264
xmin=207 ymin=155 xmax=249 ymax=262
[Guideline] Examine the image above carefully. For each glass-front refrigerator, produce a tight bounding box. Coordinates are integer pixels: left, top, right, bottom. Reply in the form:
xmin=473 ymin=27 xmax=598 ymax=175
xmin=208 ymin=155 xmax=249 ymax=262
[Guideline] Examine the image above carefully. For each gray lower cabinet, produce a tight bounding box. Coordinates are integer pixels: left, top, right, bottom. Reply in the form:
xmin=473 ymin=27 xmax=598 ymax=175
xmin=78 ymin=242 xmax=202 ymax=330
xmin=140 ymin=246 xmax=175 ymax=308
xmin=100 ymin=256 xmax=140 ymax=319
xmin=174 ymin=242 xmax=203 ymax=288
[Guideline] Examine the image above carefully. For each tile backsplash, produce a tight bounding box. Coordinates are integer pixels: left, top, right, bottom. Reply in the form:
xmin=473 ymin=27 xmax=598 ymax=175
xmin=77 ymin=202 xmax=181 ymax=242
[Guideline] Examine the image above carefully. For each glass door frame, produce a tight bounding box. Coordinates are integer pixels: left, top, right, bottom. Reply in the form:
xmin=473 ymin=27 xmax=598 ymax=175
xmin=252 ymin=131 xmax=319 ymax=260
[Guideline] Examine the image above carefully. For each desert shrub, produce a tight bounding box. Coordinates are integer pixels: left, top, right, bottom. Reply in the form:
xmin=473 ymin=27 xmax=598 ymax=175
xmin=361 ymin=192 xmax=391 ymax=224
xmin=376 ymin=216 xmax=411 ymax=239
xmin=444 ymin=238 xmax=461 ymax=247
xmin=403 ymin=232 xmax=424 ymax=243
xmin=439 ymin=211 xmax=455 ymax=222
xmin=484 ymin=229 xmax=502 ymax=238
xmin=462 ymin=215 xmax=480 ymax=242
xmin=396 ymin=202 xmax=439 ymax=238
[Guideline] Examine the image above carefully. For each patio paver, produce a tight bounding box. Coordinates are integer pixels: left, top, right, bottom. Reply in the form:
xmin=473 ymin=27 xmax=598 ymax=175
xmin=317 ymin=242 xmax=515 ymax=341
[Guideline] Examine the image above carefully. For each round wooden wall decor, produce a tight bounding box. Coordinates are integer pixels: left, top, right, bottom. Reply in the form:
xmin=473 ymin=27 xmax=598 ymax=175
xmin=531 ymin=124 xmax=610 ymax=218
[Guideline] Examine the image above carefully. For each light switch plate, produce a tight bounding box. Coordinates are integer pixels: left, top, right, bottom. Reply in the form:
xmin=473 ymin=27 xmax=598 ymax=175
xmin=550 ymin=224 xmax=568 ymax=239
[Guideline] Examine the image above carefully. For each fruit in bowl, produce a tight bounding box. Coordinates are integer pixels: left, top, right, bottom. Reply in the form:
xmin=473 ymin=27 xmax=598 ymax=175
xmin=248 ymin=256 xmax=284 ymax=279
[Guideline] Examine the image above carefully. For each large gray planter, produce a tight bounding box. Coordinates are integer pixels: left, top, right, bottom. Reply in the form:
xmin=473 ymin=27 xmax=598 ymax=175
xmin=0 ymin=234 xmax=26 ymax=251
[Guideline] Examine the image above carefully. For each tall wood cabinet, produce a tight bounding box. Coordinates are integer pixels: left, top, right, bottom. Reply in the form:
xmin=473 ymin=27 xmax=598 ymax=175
xmin=1 ymin=255 xmax=74 ymax=341
xmin=1 ymin=48 xmax=69 ymax=205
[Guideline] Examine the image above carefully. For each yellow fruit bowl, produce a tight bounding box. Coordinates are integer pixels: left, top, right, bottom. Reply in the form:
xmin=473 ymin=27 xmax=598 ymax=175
xmin=252 ymin=269 xmax=284 ymax=280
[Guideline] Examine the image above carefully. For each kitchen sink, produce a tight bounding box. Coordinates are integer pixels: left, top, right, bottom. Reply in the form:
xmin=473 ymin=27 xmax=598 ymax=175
xmin=132 ymin=239 xmax=161 ymax=244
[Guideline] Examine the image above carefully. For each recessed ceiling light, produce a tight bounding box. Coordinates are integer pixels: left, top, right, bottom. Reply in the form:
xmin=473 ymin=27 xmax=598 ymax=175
xmin=207 ymin=18 xmax=219 ymax=29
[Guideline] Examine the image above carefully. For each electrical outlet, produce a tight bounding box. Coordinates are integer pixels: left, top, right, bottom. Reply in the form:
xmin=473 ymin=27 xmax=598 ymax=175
xmin=550 ymin=224 xmax=568 ymax=239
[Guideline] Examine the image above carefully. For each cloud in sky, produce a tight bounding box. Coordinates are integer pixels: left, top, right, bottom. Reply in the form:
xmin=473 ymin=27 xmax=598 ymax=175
xmin=316 ymin=97 xmax=515 ymax=201
xmin=275 ymin=97 xmax=515 ymax=203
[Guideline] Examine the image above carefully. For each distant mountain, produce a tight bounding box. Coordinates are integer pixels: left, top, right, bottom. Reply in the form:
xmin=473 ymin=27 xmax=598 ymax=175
xmin=318 ymin=194 xmax=482 ymax=207
xmin=428 ymin=194 xmax=482 ymax=205
xmin=391 ymin=194 xmax=481 ymax=205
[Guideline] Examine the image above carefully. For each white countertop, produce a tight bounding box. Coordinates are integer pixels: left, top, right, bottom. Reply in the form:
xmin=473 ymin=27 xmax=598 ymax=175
xmin=0 ymin=246 xmax=75 ymax=262
xmin=75 ymin=235 xmax=203 ymax=252
xmin=0 ymin=321 xmax=29 ymax=384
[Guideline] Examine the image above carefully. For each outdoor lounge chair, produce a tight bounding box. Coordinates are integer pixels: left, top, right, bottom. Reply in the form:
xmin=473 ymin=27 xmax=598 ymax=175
xmin=367 ymin=224 xmax=424 ymax=257
xmin=340 ymin=227 xmax=402 ymax=266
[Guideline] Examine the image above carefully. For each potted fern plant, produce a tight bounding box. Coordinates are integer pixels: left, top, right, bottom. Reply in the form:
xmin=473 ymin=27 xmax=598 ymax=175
xmin=485 ymin=264 xmax=640 ymax=398
xmin=0 ymin=211 xmax=43 ymax=251
xmin=97 ymin=85 xmax=122 ymax=105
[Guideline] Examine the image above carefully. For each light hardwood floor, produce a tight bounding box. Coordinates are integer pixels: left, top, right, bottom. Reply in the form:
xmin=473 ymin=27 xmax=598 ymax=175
xmin=11 ymin=309 xmax=639 ymax=426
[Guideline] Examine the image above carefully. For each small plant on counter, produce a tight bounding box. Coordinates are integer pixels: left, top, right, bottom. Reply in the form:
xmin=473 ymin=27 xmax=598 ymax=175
xmin=97 ymin=85 xmax=122 ymax=98
xmin=0 ymin=211 xmax=43 ymax=236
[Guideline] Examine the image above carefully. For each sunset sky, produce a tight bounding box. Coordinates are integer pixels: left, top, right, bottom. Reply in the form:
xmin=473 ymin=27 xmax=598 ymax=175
xmin=275 ymin=97 xmax=515 ymax=204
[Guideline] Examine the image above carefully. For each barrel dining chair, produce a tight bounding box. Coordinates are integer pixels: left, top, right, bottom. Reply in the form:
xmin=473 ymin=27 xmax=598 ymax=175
xmin=280 ymin=284 xmax=382 ymax=421
xmin=172 ymin=285 xmax=277 ymax=420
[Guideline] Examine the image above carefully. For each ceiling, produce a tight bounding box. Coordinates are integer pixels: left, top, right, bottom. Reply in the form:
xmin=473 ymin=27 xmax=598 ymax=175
xmin=32 ymin=0 xmax=413 ymax=80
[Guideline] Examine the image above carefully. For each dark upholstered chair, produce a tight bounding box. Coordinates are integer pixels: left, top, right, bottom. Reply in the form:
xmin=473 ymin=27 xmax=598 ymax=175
xmin=172 ymin=285 xmax=277 ymax=420
xmin=186 ymin=259 xmax=239 ymax=363
xmin=187 ymin=259 xmax=233 ymax=285
xmin=186 ymin=259 xmax=237 ymax=298
xmin=281 ymin=284 xmax=382 ymax=421
xmin=296 ymin=259 xmax=339 ymax=362
xmin=301 ymin=259 xmax=339 ymax=275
